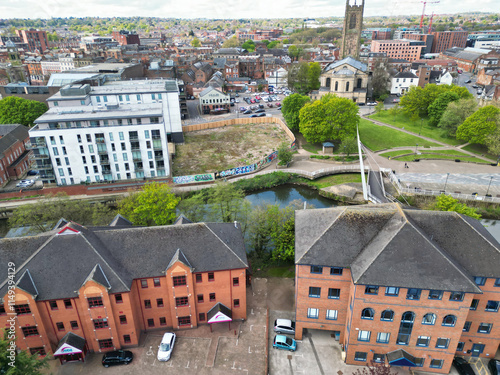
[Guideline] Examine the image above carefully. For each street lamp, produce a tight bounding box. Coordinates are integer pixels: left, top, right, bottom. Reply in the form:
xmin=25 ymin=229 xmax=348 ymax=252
xmin=486 ymin=176 xmax=494 ymax=196
xmin=443 ymin=173 xmax=450 ymax=193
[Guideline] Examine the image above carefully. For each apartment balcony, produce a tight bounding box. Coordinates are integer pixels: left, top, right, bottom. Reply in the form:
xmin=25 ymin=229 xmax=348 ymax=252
xmin=97 ymin=148 xmax=108 ymax=155
xmin=154 ymin=154 xmax=164 ymax=160
xmin=153 ymin=143 xmax=162 ymax=150
xmin=99 ymin=158 xmax=110 ymax=166
xmin=38 ymin=163 xmax=53 ymax=171
xmin=96 ymin=138 xmax=106 ymax=144
xmin=131 ymin=146 xmax=141 ymax=151
xmin=34 ymin=153 xmax=49 ymax=159
xmin=134 ymin=164 xmax=143 ymax=171
xmin=129 ymin=136 xmax=139 ymax=141
xmin=102 ymin=168 xmax=112 ymax=174
xmin=132 ymin=155 xmax=142 ymax=161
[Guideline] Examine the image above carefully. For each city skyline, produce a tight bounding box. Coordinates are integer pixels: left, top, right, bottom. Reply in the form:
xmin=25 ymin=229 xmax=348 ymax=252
xmin=0 ymin=0 xmax=498 ymax=22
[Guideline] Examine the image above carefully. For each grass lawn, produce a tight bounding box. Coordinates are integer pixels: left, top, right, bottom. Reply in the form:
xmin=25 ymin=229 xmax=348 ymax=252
xmin=306 ymin=173 xmax=364 ymax=189
xmin=396 ymin=154 xmax=491 ymax=163
xmin=462 ymin=143 xmax=498 ymax=162
xmin=369 ymin=111 xmax=465 ymax=146
xmin=380 ymin=149 xmax=474 ymax=158
xmin=359 ymin=118 xmax=440 ymax=151
xmin=253 ymin=265 xmax=295 ymax=278
xmin=302 ymin=142 xmax=322 ymax=154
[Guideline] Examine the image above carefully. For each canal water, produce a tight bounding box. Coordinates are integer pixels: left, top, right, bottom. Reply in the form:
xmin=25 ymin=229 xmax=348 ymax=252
xmin=245 ymin=184 xmax=336 ymax=209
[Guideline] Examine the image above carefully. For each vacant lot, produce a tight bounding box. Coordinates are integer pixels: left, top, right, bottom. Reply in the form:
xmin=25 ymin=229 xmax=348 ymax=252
xmin=173 ymin=123 xmax=290 ymax=176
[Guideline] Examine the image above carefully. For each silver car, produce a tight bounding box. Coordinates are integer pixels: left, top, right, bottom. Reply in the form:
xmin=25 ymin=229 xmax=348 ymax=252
xmin=273 ymin=319 xmax=296 ymax=335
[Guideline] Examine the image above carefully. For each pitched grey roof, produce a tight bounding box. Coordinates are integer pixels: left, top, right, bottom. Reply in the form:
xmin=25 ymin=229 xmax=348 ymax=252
xmin=16 ymin=269 xmax=39 ymax=297
xmin=207 ymin=302 xmax=232 ymax=321
xmin=394 ymin=71 xmax=418 ymax=79
xmin=167 ymin=249 xmax=192 ymax=270
xmin=56 ymin=332 xmax=86 ymax=352
xmin=324 ymin=57 xmax=367 ymax=73
xmin=0 ymin=124 xmax=30 ymax=157
xmin=295 ymin=204 xmax=499 ymax=293
xmin=83 ymin=264 xmax=111 ymax=289
xmin=174 ymin=214 xmax=192 ymax=225
xmin=109 ymin=214 xmax=133 ymax=227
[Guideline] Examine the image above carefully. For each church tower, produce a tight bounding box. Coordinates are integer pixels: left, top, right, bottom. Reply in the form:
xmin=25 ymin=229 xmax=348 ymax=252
xmin=340 ymin=0 xmax=364 ymax=59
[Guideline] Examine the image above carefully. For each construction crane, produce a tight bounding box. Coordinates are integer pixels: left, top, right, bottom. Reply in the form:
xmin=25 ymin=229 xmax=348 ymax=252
xmin=416 ymin=0 xmax=440 ymax=29
xmin=428 ymin=12 xmax=434 ymax=33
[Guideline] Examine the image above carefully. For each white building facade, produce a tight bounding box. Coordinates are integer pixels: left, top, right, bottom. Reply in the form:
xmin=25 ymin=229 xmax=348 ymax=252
xmin=390 ymin=71 xmax=418 ymax=95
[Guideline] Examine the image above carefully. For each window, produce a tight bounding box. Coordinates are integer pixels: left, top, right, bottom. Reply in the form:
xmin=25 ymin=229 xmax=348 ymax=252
xmin=209 ymin=293 xmax=216 ymax=302
xmin=361 ymin=308 xmax=375 ymax=320
xmin=442 ymin=315 xmax=457 ymax=327
xmin=124 ymin=335 xmax=131 ymax=344
xmin=328 ymin=288 xmax=340 ymax=299
xmin=197 ymin=294 xmax=204 ymax=303
xmin=56 ymin=322 xmax=65 ymax=331
xmin=234 ymin=299 xmax=240 ymax=308
xmin=208 ymin=272 xmax=215 ymax=282
xmin=385 ymin=287 xmax=399 ymax=296
xmin=88 ymin=145 xmax=94 ymax=153
xmin=330 ymin=267 xmax=343 ymax=275
xmin=355 ymin=352 xmax=367 ymax=361
xmin=463 ymin=321 xmax=472 ymax=332
xmin=159 ymin=317 xmax=167 ymax=326
xmin=199 ymin=313 xmax=206 ymax=322
xmin=436 ymin=338 xmax=450 ymax=349
xmin=119 ymin=315 xmax=127 ymax=324
xmin=86 ymin=134 xmax=91 ymax=142
xmin=358 ymin=330 xmax=371 ymax=342
xmin=148 ymin=319 xmax=155 ymax=327
xmin=478 ymin=323 xmax=493 ymax=333
xmin=115 ymin=294 xmax=123 ymax=304
xmin=422 ymin=313 xmax=436 ymax=325
xmin=428 ymin=290 xmax=443 ymax=300
xmin=22 ymin=326 xmax=39 ymax=337
xmin=173 ymin=276 xmax=186 ymax=286
xmin=94 ymin=318 xmax=109 ymax=329
xmin=144 ymin=300 xmax=151 ymax=309
xmin=495 ymin=278 xmax=500 ymax=287
xmin=176 ymin=297 xmax=189 ymax=307
xmin=373 ymin=353 xmax=385 ymax=363
xmin=397 ymin=311 xmax=415 ymax=345
xmin=457 ymin=342 xmax=465 ymax=351
xmin=470 ymin=299 xmax=479 ymax=310
xmin=474 ymin=276 xmax=486 ymax=286
xmin=310 ymin=266 xmax=323 ymax=274
xmin=233 ymin=277 xmax=239 ymax=286
xmin=326 ymin=310 xmax=338 ymax=320
xmin=416 ymin=336 xmax=430 ymax=347
xmin=406 ymin=288 xmax=421 ymax=300
xmin=365 ymin=285 xmax=379 ymax=295
xmin=49 ymin=301 xmax=58 ymax=310
xmin=141 ymin=279 xmax=148 ymax=288
xmin=70 ymin=321 xmax=78 ymax=330
xmin=157 ymin=298 xmax=164 ymax=307
xmin=99 ymin=339 xmax=113 ymax=349
xmin=381 ymin=310 xmax=394 ymax=321
xmin=486 ymin=300 xmax=499 ymax=312
xmin=30 ymin=347 xmax=46 ymax=356
xmin=178 ymin=316 xmax=191 ymax=326
xmin=309 ymin=287 xmax=321 ymax=298
xmin=307 ymin=308 xmax=319 ymax=319
xmin=87 ymin=297 xmax=103 ymax=308
xmin=450 ymin=292 xmax=464 ymax=301
xmin=15 ymin=304 xmax=31 ymax=315
xmin=430 ymin=359 xmax=443 ymax=369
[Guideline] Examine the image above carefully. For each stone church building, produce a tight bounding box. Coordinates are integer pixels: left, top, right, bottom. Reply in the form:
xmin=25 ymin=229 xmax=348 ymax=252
xmin=340 ymin=0 xmax=364 ymax=59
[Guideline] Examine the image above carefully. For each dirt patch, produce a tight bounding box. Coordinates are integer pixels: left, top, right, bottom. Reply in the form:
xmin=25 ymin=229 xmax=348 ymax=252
xmin=173 ymin=123 xmax=290 ymax=176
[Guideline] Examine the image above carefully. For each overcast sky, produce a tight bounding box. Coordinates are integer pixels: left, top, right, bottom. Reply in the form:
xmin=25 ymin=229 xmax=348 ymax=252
xmin=1 ymin=0 xmax=498 ymax=21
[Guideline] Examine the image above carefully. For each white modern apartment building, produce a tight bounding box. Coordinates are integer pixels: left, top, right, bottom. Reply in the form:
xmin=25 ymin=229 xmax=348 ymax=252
xmin=29 ymin=80 xmax=182 ymax=185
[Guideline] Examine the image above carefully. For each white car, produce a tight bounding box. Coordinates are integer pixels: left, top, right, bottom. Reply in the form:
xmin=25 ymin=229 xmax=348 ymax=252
xmin=274 ymin=319 xmax=296 ymax=335
xmin=158 ymin=332 xmax=176 ymax=361
xmin=16 ymin=179 xmax=35 ymax=188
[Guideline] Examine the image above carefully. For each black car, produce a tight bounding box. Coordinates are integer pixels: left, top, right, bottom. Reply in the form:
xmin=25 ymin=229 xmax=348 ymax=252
xmin=489 ymin=359 xmax=500 ymax=375
xmin=27 ymin=170 xmax=39 ymax=176
xmin=255 ymin=108 xmax=265 ymax=113
xmin=102 ymin=350 xmax=133 ymax=367
xmin=453 ymin=357 xmax=475 ymax=375
xmin=465 ymin=79 xmax=472 ymax=84
xmin=243 ymin=109 xmax=252 ymax=115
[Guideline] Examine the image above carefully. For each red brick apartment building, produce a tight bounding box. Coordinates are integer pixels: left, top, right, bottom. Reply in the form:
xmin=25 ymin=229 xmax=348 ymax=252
xmin=295 ymin=204 xmax=500 ymax=374
xmin=112 ymin=30 xmax=140 ymax=46
xmin=371 ymin=40 xmax=425 ymax=62
xmin=0 ymin=124 xmax=32 ymax=186
xmin=431 ymin=31 xmax=468 ymax=54
xmin=15 ymin=29 xmax=49 ymax=53
xmin=0 ymin=216 xmax=247 ymax=363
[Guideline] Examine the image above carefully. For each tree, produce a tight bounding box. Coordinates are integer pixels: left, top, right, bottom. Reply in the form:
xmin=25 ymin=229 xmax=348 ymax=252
xmin=485 ymin=127 xmax=500 ymax=162
xmin=0 ymin=97 xmax=48 ymax=127
xmin=0 ymin=330 xmax=50 ymax=375
xmin=299 ymin=94 xmax=359 ymax=143
xmin=190 ymin=37 xmax=201 ymax=47
xmin=456 ymin=105 xmax=500 ymax=145
xmin=267 ymin=40 xmax=278 ymax=48
xmin=371 ymin=61 xmax=390 ymax=100
xmin=287 ymin=62 xmax=310 ymax=94
xmin=9 ymin=193 xmax=115 ymax=234
xmin=307 ymin=62 xmax=321 ymax=92
xmin=438 ymin=98 xmax=477 ymax=137
xmin=117 ymin=182 xmax=180 ymax=226
xmin=277 ymin=142 xmax=293 ymax=166
xmin=427 ymin=91 xmax=459 ymax=127
xmin=352 ymin=361 xmax=399 ymax=375
xmin=241 ymin=39 xmax=255 ymax=52
xmin=282 ymin=93 xmax=310 ymax=131
xmin=222 ymin=36 xmax=240 ymax=48
xmin=374 ymin=102 xmax=384 ymax=114
xmin=433 ymin=194 xmax=481 ymax=219
xmin=340 ymin=137 xmax=358 ymax=157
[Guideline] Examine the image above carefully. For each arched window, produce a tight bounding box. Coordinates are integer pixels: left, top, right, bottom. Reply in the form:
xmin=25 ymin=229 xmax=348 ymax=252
xmin=442 ymin=315 xmax=457 ymax=327
xmin=422 ymin=313 xmax=436 ymax=325
xmin=397 ymin=311 xmax=415 ymax=345
xmin=346 ymin=82 xmax=350 ymax=92
xmin=349 ymin=14 xmax=357 ymax=29
xmin=326 ymin=78 xmax=331 ymax=89
xmin=381 ymin=310 xmax=394 ymax=321
xmin=357 ymin=78 xmax=362 ymax=89
xmin=361 ymin=308 xmax=375 ymax=320
xmin=334 ymin=81 xmax=338 ymax=91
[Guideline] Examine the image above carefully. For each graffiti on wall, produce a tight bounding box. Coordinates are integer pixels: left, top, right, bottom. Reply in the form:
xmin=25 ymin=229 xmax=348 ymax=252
xmin=173 ymin=173 xmax=215 ymax=184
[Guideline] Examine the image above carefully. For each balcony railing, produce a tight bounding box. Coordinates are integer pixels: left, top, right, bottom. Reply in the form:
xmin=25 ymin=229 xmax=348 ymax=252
xmin=129 ymin=136 xmax=139 ymax=141
xmin=154 ymin=154 xmax=164 ymax=160
xmin=153 ymin=144 xmax=162 ymax=150
xmin=99 ymin=159 xmax=110 ymax=165
xmin=96 ymin=138 xmax=106 ymax=144
xmin=132 ymin=156 xmax=142 ymax=161
xmin=34 ymin=153 xmax=49 ymax=159
xmin=97 ymin=149 xmax=108 ymax=155
xmin=38 ymin=163 xmax=53 ymax=170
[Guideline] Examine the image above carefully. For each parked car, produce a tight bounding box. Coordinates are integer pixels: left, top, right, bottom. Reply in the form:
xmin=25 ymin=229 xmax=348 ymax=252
xmin=258 ymin=104 xmax=264 ymax=109
xmin=157 ymin=332 xmax=176 ymax=361
xmin=255 ymin=108 xmax=265 ymax=113
xmin=16 ymin=179 xmax=34 ymax=188
xmin=489 ymin=359 xmax=500 ymax=375
xmin=472 ymin=84 xmax=479 ymax=88
xmin=27 ymin=170 xmax=39 ymax=176
xmin=102 ymin=350 xmax=133 ymax=367
xmin=273 ymin=319 xmax=295 ymax=335
xmin=453 ymin=357 xmax=475 ymax=375
xmin=276 ymin=102 xmax=281 ymax=107
xmin=240 ymin=107 xmax=246 ymax=112
xmin=250 ymin=99 xmax=256 ymax=104
xmin=235 ymin=93 xmax=239 ymax=97
xmin=393 ymin=98 xmax=400 ymax=103
xmin=465 ymin=79 xmax=472 ymax=84
xmin=251 ymin=112 xmax=266 ymax=117
xmin=243 ymin=109 xmax=252 ymax=115
xmin=272 ymin=335 xmax=297 ymax=351
xmin=250 ymin=105 xmax=258 ymax=110
xmin=267 ymin=103 xmax=274 ymax=108
xmin=255 ymin=95 xmax=261 ymax=100
xmin=367 ymin=101 xmax=378 ymax=106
